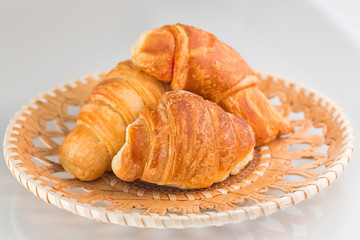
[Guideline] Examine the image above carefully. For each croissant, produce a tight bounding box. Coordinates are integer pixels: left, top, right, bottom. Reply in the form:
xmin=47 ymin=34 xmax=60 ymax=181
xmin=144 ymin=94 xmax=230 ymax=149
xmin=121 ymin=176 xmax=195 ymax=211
xmin=112 ymin=90 xmax=255 ymax=189
xmin=59 ymin=60 xmax=166 ymax=181
xmin=131 ymin=23 xmax=293 ymax=145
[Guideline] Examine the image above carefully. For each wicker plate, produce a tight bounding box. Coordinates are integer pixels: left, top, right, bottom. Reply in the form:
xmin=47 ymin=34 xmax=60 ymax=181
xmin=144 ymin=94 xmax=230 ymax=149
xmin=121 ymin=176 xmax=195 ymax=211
xmin=3 ymin=72 xmax=354 ymax=228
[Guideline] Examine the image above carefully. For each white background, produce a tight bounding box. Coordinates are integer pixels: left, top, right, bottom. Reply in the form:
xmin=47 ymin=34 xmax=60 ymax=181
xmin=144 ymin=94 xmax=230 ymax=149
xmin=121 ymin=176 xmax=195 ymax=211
xmin=1 ymin=0 xmax=359 ymax=239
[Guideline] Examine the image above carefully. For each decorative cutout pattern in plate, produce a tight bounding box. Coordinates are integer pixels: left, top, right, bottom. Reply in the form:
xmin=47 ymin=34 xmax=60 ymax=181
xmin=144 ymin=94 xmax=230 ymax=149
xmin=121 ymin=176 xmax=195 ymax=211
xmin=3 ymin=72 xmax=354 ymax=228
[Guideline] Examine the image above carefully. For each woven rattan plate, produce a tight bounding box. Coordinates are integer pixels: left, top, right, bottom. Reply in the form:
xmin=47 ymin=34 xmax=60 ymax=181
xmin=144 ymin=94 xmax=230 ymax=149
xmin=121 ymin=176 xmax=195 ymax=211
xmin=3 ymin=72 xmax=354 ymax=228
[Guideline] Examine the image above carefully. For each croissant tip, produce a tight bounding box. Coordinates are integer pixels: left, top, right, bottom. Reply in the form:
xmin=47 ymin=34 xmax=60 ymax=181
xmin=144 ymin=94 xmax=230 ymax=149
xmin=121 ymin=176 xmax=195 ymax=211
xmin=58 ymin=125 xmax=111 ymax=181
xmin=59 ymin=155 xmax=105 ymax=181
xmin=111 ymin=143 xmax=125 ymax=179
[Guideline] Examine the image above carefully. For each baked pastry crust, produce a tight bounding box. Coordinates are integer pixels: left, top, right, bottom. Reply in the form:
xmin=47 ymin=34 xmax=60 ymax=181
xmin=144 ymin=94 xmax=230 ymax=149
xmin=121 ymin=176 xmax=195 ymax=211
xmin=59 ymin=60 xmax=166 ymax=181
xmin=112 ymin=91 xmax=255 ymax=189
xmin=131 ymin=24 xmax=293 ymax=145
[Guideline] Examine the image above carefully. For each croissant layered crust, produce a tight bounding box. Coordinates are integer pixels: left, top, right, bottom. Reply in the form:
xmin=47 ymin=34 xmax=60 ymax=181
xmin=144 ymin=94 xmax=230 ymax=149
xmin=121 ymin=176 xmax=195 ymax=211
xmin=112 ymin=91 xmax=255 ymax=189
xmin=131 ymin=24 xmax=293 ymax=145
xmin=219 ymin=86 xmax=293 ymax=145
xmin=59 ymin=60 xmax=166 ymax=181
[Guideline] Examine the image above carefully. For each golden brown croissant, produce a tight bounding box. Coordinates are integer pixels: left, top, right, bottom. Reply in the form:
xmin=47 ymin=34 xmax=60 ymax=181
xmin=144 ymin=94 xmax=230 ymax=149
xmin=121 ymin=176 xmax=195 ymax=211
xmin=131 ymin=24 xmax=293 ymax=145
xmin=59 ymin=60 xmax=166 ymax=181
xmin=112 ymin=90 xmax=255 ymax=189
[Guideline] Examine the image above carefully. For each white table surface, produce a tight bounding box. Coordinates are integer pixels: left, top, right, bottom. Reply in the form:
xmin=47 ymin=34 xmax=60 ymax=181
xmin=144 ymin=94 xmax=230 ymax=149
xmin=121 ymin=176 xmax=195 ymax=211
xmin=1 ymin=0 xmax=359 ymax=239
